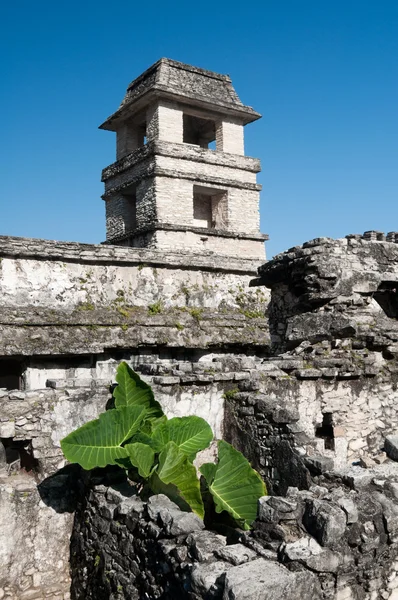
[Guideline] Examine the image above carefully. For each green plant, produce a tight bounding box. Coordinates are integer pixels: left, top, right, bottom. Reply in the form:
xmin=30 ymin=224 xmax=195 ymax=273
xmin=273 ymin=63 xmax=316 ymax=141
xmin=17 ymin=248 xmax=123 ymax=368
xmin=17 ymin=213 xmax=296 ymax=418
xmin=61 ymin=362 xmax=266 ymax=530
xmin=175 ymin=322 xmax=184 ymax=331
xmin=223 ymin=388 xmax=239 ymax=400
xmin=148 ymin=301 xmax=163 ymax=315
xmin=77 ymin=302 xmax=95 ymax=311
xmin=239 ymin=309 xmax=264 ymax=319
xmin=189 ymin=307 xmax=203 ymax=320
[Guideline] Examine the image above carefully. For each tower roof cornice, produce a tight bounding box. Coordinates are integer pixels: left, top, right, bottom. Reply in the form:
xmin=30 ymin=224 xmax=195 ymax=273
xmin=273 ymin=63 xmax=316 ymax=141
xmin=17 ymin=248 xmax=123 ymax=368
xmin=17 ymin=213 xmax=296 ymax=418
xmin=99 ymin=58 xmax=261 ymax=131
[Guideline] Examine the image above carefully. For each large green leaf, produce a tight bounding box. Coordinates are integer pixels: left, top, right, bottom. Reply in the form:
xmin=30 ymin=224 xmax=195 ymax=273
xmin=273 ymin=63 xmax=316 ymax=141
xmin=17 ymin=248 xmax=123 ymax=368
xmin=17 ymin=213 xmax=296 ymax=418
xmin=149 ymin=473 xmax=192 ymax=514
xmin=140 ymin=415 xmax=168 ymax=436
xmin=125 ymin=442 xmax=155 ymax=478
xmin=199 ymin=462 xmax=217 ymax=484
xmin=113 ymin=362 xmax=163 ymax=418
xmin=200 ymin=440 xmax=267 ymax=530
xmin=60 ymin=405 xmax=147 ymax=470
xmin=152 ymin=441 xmax=204 ymax=518
xmin=151 ymin=416 xmax=213 ymax=459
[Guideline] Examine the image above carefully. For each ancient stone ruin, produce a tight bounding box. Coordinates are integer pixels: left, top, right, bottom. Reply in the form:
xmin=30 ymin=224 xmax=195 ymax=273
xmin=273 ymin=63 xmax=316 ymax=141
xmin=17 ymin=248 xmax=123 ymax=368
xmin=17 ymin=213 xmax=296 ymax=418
xmin=1 ymin=59 xmax=398 ymax=600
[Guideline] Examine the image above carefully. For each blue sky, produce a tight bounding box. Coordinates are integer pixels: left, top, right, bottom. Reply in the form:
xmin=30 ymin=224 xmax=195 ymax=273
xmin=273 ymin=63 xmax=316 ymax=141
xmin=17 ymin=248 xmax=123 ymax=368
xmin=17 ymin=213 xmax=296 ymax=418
xmin=1 ymin=1 xmax=397 ymax=258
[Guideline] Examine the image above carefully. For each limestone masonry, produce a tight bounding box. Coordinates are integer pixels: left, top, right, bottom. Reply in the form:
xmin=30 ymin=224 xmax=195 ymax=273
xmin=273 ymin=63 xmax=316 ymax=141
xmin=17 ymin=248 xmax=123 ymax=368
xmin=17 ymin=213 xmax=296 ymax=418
xmin=100 ymin=58 xmax=267 ymax=259
xmin=1 ymin=59 xmax=398 ymax=600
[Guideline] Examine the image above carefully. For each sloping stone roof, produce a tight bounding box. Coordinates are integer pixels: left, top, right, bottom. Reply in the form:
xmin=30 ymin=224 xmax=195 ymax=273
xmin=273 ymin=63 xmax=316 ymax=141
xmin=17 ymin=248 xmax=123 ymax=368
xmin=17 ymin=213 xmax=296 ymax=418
xmin=100 ymin=58 xmax=261 ymax=130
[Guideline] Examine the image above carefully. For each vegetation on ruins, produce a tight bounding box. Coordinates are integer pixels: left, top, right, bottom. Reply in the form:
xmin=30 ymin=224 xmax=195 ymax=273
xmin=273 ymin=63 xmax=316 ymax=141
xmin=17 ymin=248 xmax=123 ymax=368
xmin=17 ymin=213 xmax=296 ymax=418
xmin=61 ymin=362 xmax=266 ymax=530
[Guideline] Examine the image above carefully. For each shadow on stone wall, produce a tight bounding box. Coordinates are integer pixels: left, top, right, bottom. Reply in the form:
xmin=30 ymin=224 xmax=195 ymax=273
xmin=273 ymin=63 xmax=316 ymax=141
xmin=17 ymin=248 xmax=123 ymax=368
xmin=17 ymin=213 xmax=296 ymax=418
xmin=38 ymin=464 xmax=82 ymax=513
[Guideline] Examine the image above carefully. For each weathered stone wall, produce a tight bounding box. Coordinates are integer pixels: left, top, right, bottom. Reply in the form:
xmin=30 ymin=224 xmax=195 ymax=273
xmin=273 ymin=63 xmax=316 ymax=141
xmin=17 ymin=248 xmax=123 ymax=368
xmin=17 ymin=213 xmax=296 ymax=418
xmin=0 ymin=385 xmax=110 ymax=600
xmin=140 ymin=228 xmax=266 ymax=258
xmin=69 ymin=462 xmax=398 ymax=600
xmin=237 ymin=233 xmax=398 ymax=479
xmin=3 ymin=231 xmax=398 ymax=598
xmin=0 ymin=474 xmax=73 ymax=600
xmin=0 ymin=235 xmax=265 ymax=310
xmin=146 ymin=100 xmax=184 ymax=145
xmin=70 ymin=479 xmax=322 ymax=600
xmin=0 ymin=235 xmax=269 ymax=358
xmin=216 ymin=119 xmax=244 ymax=155
xmin=0 ymin=355 xmax=267 ymax=597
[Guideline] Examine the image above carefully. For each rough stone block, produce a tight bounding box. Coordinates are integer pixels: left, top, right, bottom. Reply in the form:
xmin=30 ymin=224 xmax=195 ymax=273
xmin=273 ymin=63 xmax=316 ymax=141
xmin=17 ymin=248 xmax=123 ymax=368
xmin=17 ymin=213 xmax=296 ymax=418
xmin=385 ymin=435 xmax=398 ymax=461
xmin=191 ymin=561 xmax=231 ymax=595
xmin=304 ymin=455 xmax=334 ymax=475
xmin=303 ymin=499 xmax=347 ymax=547
xmin=282 ymin=537 xmax=340 ymax=573
xmin=257 ymin=497 xmax=277 ymax=523
xmin=186 ymin=531 xmax=227 ymax=562
xmin=215 ymin=543 xmax=257 ymax=565
xmin=222 ymin=559 xmax=322 ymax=599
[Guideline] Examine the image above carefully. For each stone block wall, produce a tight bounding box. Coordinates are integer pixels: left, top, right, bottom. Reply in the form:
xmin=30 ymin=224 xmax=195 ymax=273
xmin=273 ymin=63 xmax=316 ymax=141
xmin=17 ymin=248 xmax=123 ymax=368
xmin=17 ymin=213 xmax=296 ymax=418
xmin=105 ymin=193 xmax=136 ymax=240
xmin=0 ymin=236 xmax=266 ymax=311
xmin=69 ymin=463 xmax=398 ymax=600
xmin=216 ymin=119 xmax=244 ymax=155
xmin=0 ymin=475 xmax=73 ymax=600
xmin=0 ymin=355 xmax=268 ymax=597
xmin=152 ymin=175 xmax=195 ymax=225
xmin=0 ymin=385 xmax=109 ymax=600
xmin=146 ymin=100 xmax=184 ymax=144
xmin=147 ymin=229 xmax=266 ymax=258
xmin=102 ymin=135 xmax=264 ymax=254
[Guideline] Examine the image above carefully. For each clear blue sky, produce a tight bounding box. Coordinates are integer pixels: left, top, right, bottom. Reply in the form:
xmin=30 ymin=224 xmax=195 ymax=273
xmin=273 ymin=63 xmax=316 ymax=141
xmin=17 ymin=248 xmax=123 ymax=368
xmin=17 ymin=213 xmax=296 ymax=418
xmin=1 ymin=1 xmax=397 ymax=258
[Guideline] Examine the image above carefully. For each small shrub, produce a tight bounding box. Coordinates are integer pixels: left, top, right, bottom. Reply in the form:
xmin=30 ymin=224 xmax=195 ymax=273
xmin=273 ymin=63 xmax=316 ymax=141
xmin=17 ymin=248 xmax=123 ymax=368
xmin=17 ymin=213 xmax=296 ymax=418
xmin=148 ymin=301 xmax=163 ymax=315
xmin=189 ymin=307 xmax=203 ymax=320
xmin=223 ymin=388 xmax=239 ymax=400
xmin=77 ymin=302 xmax=94 ymax=311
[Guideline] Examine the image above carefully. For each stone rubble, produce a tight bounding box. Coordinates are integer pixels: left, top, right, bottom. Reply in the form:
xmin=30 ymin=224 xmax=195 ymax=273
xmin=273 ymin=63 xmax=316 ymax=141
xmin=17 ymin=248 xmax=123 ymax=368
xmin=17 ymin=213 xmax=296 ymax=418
xmin=70 ymin=459 xmax=398 ymax=599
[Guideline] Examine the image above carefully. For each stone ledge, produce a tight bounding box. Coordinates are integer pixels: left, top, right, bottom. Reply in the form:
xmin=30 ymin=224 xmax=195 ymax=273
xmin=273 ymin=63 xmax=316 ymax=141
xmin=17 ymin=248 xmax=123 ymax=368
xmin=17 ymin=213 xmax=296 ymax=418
xmin=106 ymin=222 xmax=269 ymax=246
xmin=102 ymin=140 xmax=261 ymax=181
xmin=0 ymin=317 xmax=270 ymax=355
xmin=102 ymin=164 xmax=262 ymax=198
xmin=0 ymin=235 xmax=264 ymax=274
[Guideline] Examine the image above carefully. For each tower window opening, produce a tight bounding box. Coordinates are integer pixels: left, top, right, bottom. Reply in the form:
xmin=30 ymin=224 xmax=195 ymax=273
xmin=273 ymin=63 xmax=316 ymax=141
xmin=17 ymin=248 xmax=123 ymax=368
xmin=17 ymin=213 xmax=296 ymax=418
xmin=122 ymin=184 xmax=137 ymax=232
xmin=183 ymin=114 xmax=216 ymax=149
xmin=193 ymin=185 xmax=228 ymax=230
xmin=137 ymin=122 xmax=147 ymax=147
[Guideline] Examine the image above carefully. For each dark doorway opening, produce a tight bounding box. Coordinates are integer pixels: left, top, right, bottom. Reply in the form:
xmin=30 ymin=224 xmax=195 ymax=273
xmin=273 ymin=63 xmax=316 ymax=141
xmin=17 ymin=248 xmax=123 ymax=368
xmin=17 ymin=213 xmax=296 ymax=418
xmin=0 ymin=359 xmax=23 ymax=390
xmin=315 ymin=413 xmax=335 ymax=451
xmin=373 ymin=281 xmax=398 ymax=318
xmin=1 ymin=438 xmax=39 ymax=473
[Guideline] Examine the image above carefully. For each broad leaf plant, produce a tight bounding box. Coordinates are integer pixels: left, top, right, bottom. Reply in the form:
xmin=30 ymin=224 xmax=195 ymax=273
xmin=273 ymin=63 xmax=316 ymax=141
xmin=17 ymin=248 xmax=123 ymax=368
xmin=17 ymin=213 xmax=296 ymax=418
xmin=61 ymin=362 xmax=266 ymax=529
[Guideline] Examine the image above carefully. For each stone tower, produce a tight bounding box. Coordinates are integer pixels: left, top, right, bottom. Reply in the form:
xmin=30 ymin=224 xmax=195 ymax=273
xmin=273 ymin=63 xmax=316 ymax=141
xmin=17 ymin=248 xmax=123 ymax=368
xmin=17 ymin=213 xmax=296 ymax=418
xmin=100 ymin=58 xmax=267 ymax=259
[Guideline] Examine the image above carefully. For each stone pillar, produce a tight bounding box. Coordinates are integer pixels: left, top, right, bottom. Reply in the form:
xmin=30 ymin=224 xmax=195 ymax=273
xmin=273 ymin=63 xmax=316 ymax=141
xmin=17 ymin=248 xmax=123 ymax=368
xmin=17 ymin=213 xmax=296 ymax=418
xmin=146 ymin=101 xmax=183 ymax=144
xmin=0 ymin=440 xmax=6 ymax=474
xmin=116 ymin=123 xmax=145 ymax=160
xmin=216 ymin=120 xmax=244 ymax=155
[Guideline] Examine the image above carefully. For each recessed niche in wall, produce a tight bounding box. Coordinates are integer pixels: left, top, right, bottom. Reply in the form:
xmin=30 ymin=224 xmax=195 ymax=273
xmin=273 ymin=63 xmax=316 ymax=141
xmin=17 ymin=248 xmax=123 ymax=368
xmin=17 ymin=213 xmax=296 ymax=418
xmin=373 ymin=281 xmax=398 ymax=318
xmin=0 ymin=438 xmax=39 ymax=473
xmin=122 ymin=183 xmax=137 ymax=232
xmin=193 ymin=185 xmax=228 ymax=229
xmin=0 ymin=359 xmax=23 ymax=390
xmin=315 ymin=413 xmax=335 ymax=451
